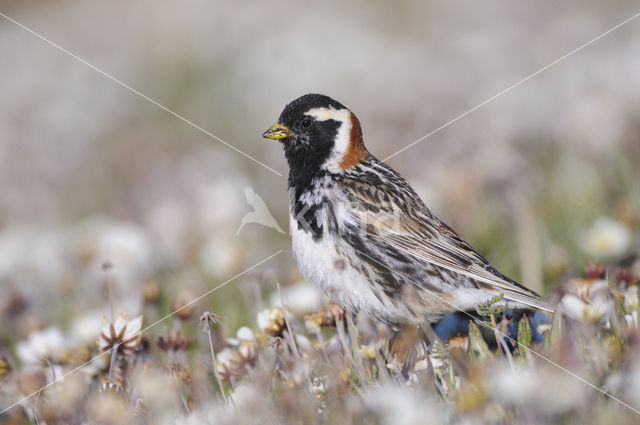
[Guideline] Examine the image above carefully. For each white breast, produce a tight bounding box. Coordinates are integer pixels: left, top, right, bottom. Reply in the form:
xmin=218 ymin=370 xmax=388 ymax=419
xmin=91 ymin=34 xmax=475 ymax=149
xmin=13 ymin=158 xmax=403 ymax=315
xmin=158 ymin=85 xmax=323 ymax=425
xmin=289 ymin=204 xmax=408 ymax=323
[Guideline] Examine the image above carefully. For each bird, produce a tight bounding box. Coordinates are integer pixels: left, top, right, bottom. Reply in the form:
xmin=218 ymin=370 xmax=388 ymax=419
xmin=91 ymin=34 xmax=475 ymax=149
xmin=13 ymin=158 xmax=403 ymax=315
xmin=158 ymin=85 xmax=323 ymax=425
xmin=262 ymin=93 xmax=554 ymax=328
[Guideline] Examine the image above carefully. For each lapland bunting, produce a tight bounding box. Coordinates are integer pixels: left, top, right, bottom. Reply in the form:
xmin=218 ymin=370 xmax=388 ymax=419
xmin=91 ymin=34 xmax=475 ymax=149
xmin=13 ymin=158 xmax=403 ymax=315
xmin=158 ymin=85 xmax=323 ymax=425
xmin=263 ymin=94 xmax=554 ymax=326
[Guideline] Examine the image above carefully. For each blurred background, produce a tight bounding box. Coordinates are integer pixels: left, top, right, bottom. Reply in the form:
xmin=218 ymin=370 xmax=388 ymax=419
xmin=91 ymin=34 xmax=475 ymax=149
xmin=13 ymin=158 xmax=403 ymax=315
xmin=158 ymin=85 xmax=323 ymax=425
xmin=1 ymin=0 xmax=639 ymax=336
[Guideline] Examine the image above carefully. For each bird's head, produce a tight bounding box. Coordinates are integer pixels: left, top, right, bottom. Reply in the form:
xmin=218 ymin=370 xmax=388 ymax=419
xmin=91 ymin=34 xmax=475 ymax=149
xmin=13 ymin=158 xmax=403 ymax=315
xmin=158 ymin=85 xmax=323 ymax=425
xmin=263 ymin=94 xmax=368 ymax=183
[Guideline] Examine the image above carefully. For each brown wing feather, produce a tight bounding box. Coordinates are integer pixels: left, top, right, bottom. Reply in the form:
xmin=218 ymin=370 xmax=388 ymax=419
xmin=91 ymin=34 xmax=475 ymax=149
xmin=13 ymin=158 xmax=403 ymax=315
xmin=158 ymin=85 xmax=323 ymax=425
xmin=342 ymin=161 xmax=555 ymax=313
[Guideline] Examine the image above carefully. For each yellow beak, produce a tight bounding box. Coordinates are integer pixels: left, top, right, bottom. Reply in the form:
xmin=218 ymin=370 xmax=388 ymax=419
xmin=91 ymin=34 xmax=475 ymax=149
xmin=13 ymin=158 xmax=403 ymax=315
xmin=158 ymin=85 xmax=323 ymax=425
xmin=262 ymin=121 xmax=292 ymax=140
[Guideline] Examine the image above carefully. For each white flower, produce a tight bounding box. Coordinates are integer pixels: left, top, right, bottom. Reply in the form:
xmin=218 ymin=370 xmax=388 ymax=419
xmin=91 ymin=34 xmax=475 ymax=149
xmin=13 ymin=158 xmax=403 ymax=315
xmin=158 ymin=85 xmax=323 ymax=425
xmin=624 ymin=286 xmax=639 ymax=328
xmin=257 ymin=307 xmax=286 ymax=336
xmin=199 ymin=235 xmax=239 ymax=276
xmin=145 ymin=199 xmax=190 ymax=267
xmin=560 ymin=293 xmax=612 ymax=323
xmin=490 ymin=368 xmax=536 ymax=405
xmin=69 ymin=311 xmax=105 ymax=345
xmin=625 ymin=354 xmax=640 ymax=408
xmin=0 ymin=225 xmax=30 ymax=279
xmin=489 ymin=366 xmax=588 ymax=413
xmin=268 ymin=281 xmax=323 ymax=315
xmin=304 ymin=318 xmax=322 ymax=335
xmin=294 ymin=334 xmax=312 ymax=353
xmin=195 ymin=180 xmax=246 ymax=233
xmin=580 ymin=217 xmax=632 ymax=259
xmin=0 ymin=226 xmax=67 ymax=283
xmin=72 ymin=217 xmax=154 ymax=285
xmin=28 ymin=230 xmax=67 ymax=282
xmin=624 ymin=285 xmax=639 ymax=312
xmin=216 ymin=347 xmax=234 ymax=366
xmin=560 ymin=277 xmax=614 ymax=323
xmin=235 ymin=326 xmax=255 ymax=341
xmin=227 ymin=326 xmax=255 ymax=346
xmin=95 ymin=221 xmax=153 ymax=276
xmin=363 ymin=385 xmax=444 ymax=425
xmin=98 ymin=313 xmax=143 ymax=355
xmin=214 ymin=347 xmax=234 ymax=381
xmin=564 ymin=278 xmax=608 ymax=301
xmin=16 ymin=327 xmax=67 ymax=365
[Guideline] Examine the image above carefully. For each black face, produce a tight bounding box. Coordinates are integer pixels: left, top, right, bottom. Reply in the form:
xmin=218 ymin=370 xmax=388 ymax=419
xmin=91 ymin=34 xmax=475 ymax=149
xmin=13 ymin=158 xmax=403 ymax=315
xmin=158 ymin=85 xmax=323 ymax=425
xmin=273 ymin=94 xmax=346 ymax=188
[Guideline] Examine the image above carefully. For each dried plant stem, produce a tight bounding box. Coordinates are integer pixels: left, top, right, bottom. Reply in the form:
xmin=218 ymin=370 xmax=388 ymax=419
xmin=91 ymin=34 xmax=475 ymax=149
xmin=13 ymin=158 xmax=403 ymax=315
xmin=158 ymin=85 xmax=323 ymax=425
xmin=33 ymin=389 xmax=42 ymax=425
xmin=276 ymin=283 xmax=300 ymax=358
xmin=108 ymin=347 xmax=118 ymax=382
xmin=346 ymin=314 xmax=367 ymax=378
xmin=316 ymin=331 xmax=331 ymax=363
xmin=420 ymin=322 xmax=440 ymax=346
xmin=498 ymin=332 xmax=514 ymax=366
xmin=33 ymin=356 xmax=55 ymax=425
xmin=103 ymin=263 xmax=115 ymax=322
xmin=173 ymin=373 xmax=191 ymax=415
xmin=420 ymin=340 xmax=438 ymax=392
xmin=490 ymin=315 xmax=514 ymax=366
xmin=128 ymin=387 xmax=140 ymax=413
xmin=205 ymin=326 xmax=229 ymax=404
xmin=488 ymin=314 xmax=503 ymax=354
xmin=335 ymin=318 xmax=355 ymax=367
xmin=373 ymin=350 xmax=392 ymax=385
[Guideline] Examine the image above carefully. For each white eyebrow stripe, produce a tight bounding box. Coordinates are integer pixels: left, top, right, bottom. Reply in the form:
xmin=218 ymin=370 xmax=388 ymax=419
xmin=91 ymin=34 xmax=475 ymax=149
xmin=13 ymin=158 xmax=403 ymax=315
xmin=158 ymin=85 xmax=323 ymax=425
xmin=303 ymin=107 xmax=354 ymax=174
xmin=304 ymin=107 xmax=351 ymax=122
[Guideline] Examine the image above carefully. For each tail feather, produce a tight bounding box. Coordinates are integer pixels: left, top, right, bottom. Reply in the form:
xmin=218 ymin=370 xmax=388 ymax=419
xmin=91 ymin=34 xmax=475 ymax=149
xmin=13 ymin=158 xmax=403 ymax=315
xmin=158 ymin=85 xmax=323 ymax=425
xmin=501 ymin=289 xmax=555 ymax=313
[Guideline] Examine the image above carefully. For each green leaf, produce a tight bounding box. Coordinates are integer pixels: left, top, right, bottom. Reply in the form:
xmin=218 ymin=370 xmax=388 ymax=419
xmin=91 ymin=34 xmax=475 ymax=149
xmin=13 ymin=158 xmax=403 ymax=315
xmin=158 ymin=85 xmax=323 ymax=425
xmin=475 ymin=293 xmax=507 ymax=318
xmin=517 ymin=314 xmax=532 ymax=357
xmin=468 ymin=322 xmax=491 ymax=361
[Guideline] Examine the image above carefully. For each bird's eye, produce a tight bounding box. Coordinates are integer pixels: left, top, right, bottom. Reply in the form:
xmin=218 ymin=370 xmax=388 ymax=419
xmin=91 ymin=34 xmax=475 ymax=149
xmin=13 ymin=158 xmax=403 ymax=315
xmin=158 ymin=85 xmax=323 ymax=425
xmin=301 ymin=118 xmax=312 ymax=128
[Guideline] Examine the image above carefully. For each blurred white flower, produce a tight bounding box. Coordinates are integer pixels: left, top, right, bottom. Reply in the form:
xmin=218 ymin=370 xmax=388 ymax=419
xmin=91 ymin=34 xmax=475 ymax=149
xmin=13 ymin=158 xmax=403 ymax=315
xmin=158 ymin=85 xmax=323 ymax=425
xmin=98 ymin=313 xmax=143 ymax=355
xmin=73 ymin=217 xmax=154 ymax=285
xmin=257 ymin=307 xmax=286 ymax=336
xmin=195 ymin=179 xmax=246 ymax=234
xmin=559 ymin=277 xmax=615 ymax=324
xmin=145 ymin=199 xmax=190 ymax=267
xmin=227 ymin=326 xmax=255 ymax=346
xmin=95 ymin=221 xmax=153 ymax=276
xmin=624 ymin=285 xmax=639 ymax=311
xmin=489 ymin=368 xmax=535 ymax=405
xmin=560 ymin=292 xmax=613 ymax=323
xmin=489 ymin=366 xmax=588 ymax=413
xmin=236 ymin=326 xmax=255 ymax=341
xmin=214 ymin=347 xmax=235 ymax=382
xmin=624 ymin=285 xmax=638 ymax=328
xmin=199 ymin=235 xmax=240 ymax=276
xmin=363 ymin=385 xmax=444 ymax=425
xmin=70 ymin=311 xmax=105 ymax=345
xmin=294 ymin=334 xmax=312 ymax=353
xmin=216 ymin=347 xmax=234 ymax=368
xmin=304 ymin=318 xmax=322 ymax=335
xmin=0 ymin=225 xmax=30 ymax=279
xmin=28 ymin=230 xmax=68 ymax=282
xmin=580 ymin=217 xmax=632 ymax=259
xmin=626 ymin=351 xmax=640 ymax=408
xmin=16 ymin=327 xmax=67 ymax=365
xmin=0 ymin=226 xmax=67 ymax=283
xmin=268 ymin=281 xmax=323 ymax=315
xmin=563 ymin=277 xmax=608 ymax=301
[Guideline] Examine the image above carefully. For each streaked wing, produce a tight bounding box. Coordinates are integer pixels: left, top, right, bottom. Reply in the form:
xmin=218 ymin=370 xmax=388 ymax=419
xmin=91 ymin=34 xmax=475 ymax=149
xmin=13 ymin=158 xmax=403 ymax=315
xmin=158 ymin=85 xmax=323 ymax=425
xmin=340 ymin=161 xmax=555 ymax=313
